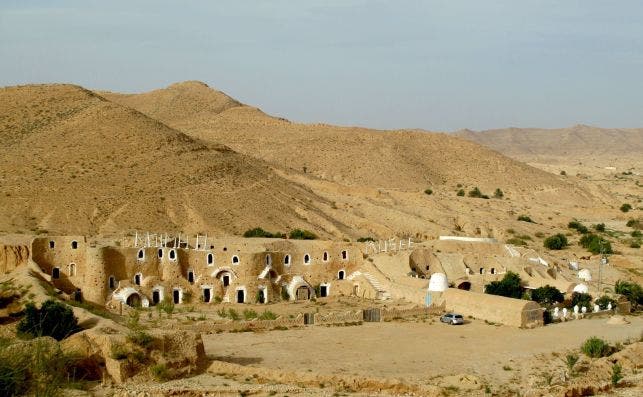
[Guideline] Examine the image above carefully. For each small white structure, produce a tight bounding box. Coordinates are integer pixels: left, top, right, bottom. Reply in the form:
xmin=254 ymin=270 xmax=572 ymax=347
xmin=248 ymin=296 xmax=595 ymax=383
xmin=569 ymin=261 xmax=579 ymax=271
xmin=573 ymin=283 xmax=589 ymax=294
xmin=428 ymin=273 xmax=448 ymax=292
xmin=607 ymin=302 xmax=612 ymax=311
xmin=578 ymin=268 xmax=592 ymax=281
xmin=562 ymin=307 xmax=568 ymax=319
xmin=553 ymin=307 xmax=559 ymax=318
xmin=594 ymin=304 xmax=600 ymax=313
xmin=581 ymin=306 xmax=587 ymax=314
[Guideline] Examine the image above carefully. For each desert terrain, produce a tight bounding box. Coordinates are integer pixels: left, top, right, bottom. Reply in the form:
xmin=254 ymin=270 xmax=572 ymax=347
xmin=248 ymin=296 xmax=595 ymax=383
xmin=0 ymin=81 xmax=642 ymax=396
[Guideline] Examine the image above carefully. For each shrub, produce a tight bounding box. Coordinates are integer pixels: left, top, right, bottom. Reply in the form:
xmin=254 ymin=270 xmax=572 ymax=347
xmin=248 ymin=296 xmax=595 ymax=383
xmin=620 ymin=203 xmax=632 ymax=213
xmin=17 ymin=299 xmax=80 ymax=341
xmin=456 ymin=189 xmax=465 ymax=197
xmin=568 ymin=220 xmax=589 ymax=234
xmin=243 ymin=309 xmax=258 ymax=320
xmin=626 ymin=218 xmax=641 ymax=229
xmin=150 ymin=363 xmax=170 ymax=381
xmin=127 ymin=329 xmax=154 ymax=348
xmin=506 ymin=237 xmax=527 ymax=246
xmin=468 ymin=187 xmax=489 ymax=199
xmin=593 ymin=223 xmax=606 ymax=232
xmin=531 ymin=285 xmax=564 ymax=306
xmin=571 ymin=292 xmax=593 ymax=309
xmin=565 ymin=353 xmax=579 ymax=375
xmin=356 ymin=236 xmax=375 ymax=242
xmin=630 ymin=240 xmax=641 ymax=248
xmin=517 ymin=215 xmax=534 ymax=223
xmin=611 ymin=363 xmax=623 ymax=386
xmin=595 ymin=295 xmax=616 ymax=310
xmin=579 ymin=234 xmax=612 ymax=254
xmin=243 ymin=228 xmax=285 ymax=238
xmin=289 ymin=229 xmax=317 ymax=240
xmin=157 ymin=297 xmax=174 ymax=317
xmin=0 ymin=337 xmax=91 ymax=396
xmin=614 ymin=280 xmax=642 ymax=309
xmin=543 ymin=234 xmax=568 ymax=250
xmin=560 ymin=170 xmax=566 ymax=176
xmin=485 ymin=272 xmax=523 ymax=299
xmin=424 ymin=188 xmax=433 ymax=195
xmin=631 ymin=230 xmax=642 ymax=238
xmin=259 ymin=310 xmax=277 ymax=320
xmin=581 ymin=337 xmax=611 ymax=358
xmin=110 ymin=343 xmax=129 ymax=360
xmin=493 ymin=188 xmax=504 ymax=198
xmin=228 ymin=308 xmax=240 ymax=321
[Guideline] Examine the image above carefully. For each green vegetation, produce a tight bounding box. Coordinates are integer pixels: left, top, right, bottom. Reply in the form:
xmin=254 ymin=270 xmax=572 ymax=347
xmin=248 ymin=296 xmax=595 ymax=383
xmin=150 ymin=363 xmax=170 ymax=381
xmin=485 ymin=272 xmax=523 ymax=299
xmin=560 ymin=170 xmax=566 ymax=176
xmin=565 ymin=353 xmax=579 ymax=376
xmin=357 ymin=236 xmax=375 ymax=242
xmin=424 ymin=188 xmax=433 ymax=195
xmin=593 ymin=223 xmax=606 ymax=232
xmin=531 ymin=285 xmax=564 ymax=306
xmin=17 ymin=299 xmax=80 ymax=341
xmin=620 ymin=203 xmax=632 ymax=213
xmin=456 ymin=189 xmax=465 ymax=197
xmin=468 ymin=187 xmax=489 ymax=199
xmin=0 ymin=338 xmax=92 ymax=396
xmin=626 ymin=218 xmax=641 ymax=229
xmin=243 ymin=227 xmax=286 ymax=238
xmin=631 ymin=230 xmax=642 ymax=238
xmin=614 ymin=280 xmax=642 ymax=310
xmin=243 ymin=309 xmax=258 ymax=320
xmin=630 ymin=240 xmax=641 ymax=248
xmin=227 ymin=308 xmax=240 ymax=321
xmin=493 ymin=188 xmax=504 ymax=198
xmin=611 ymin=363 xmax=623 ymax=386
xmin=156 ymin=297 xmax=175 ymax=318
xmin=595 ymin=295 xmax=616 ymax=310
xmin=517 ymin=215 xmax=534 ymax=223
xmin=579 ymin=234 xmax=612 ymax=254
xmin=289 ymin=229 xmax=317 ymax=240
xmin=571 ymin=292 xmax=593 ymax=309
xmin=127 ymin=329 xmax=154 ymax=348
xmin=259 ymin=310 xmax=277 ymax=320
xmin=543 ymin=234 xmax=568 ymax=250
xmin=568 ymin=220 xmax=589 ymax=234
xmin=581 ymin=337 xmax=611 ymax=358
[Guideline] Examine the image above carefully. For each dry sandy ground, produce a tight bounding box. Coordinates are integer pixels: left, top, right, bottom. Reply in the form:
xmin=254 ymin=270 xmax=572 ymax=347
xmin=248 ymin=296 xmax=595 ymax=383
xmin=204 ymin=316 xmax=643 ymax=385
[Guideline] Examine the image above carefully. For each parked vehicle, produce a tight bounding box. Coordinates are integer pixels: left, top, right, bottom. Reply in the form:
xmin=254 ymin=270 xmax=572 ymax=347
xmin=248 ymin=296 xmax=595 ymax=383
xmin=440 ymin=313 xmax=464 ymax=325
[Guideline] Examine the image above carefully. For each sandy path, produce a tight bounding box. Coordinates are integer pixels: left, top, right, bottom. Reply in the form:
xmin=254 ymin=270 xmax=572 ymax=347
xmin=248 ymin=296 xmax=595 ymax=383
xmin=204 ymin=317 xmax=643 ymax=384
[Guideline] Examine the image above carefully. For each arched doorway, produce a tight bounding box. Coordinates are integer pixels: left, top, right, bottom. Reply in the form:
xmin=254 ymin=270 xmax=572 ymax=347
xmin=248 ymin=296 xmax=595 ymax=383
xmin=126 ymin=293 xmax=142 ymax=307
xmin=457 ymin=281 xmax=471 ymax=290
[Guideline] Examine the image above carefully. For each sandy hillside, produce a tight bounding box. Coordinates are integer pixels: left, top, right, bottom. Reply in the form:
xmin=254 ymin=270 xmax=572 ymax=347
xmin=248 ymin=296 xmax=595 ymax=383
xmin=0 ymin=84 xmax=334 ymax=236
xmin=105 ymin=82 xmax=582 ymax=195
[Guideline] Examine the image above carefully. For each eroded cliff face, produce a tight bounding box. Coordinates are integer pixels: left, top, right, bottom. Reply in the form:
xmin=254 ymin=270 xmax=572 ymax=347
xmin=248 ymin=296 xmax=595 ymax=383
xmin=0 ymin=244 xmax=30 ymax=274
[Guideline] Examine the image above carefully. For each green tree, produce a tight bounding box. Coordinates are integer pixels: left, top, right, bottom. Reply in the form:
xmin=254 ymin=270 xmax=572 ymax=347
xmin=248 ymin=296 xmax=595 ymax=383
xmin=579 ymin=234 xmax=612 ymax=254
xmin=17 ymin=299 xmax=80 ymax=341
xmin=485 ymin=272 xmax=523 ymax=299
xmin=531 ymin=285 xmax=564 ymax=306
xmin=543 ymin=234 xmax=568 ymax=250
xmin=614 ymin=280 xmax=642 ymax=310
xmin=571 ymin=292 xmax=593 ymax=309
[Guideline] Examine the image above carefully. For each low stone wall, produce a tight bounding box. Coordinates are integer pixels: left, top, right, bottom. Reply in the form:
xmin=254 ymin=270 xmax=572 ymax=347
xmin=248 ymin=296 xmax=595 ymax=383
xmin=190 ymin=314 xmax=305 ymax=333
xmin=381 ymin=305 xmax=444 ymax=321
xmin=314 ymin=310 xmax=362 ymax=325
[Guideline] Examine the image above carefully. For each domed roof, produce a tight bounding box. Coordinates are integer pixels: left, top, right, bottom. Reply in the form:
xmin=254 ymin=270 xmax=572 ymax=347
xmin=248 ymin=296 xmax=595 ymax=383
xmin=578 ymin=268 xmax=592 ymax=281
xmin=573 ymin=283 xmax=589 ymax=294
xmin=428 ymin=272 xmax=448 ymax=292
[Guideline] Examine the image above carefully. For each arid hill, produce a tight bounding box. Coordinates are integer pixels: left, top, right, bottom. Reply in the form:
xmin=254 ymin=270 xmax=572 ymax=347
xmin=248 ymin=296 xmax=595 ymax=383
xmin=0 ymin=84 xmax=331 ymax=236
xmin=455 ymin=125 xmax=643 ymax=160
xmin=1 ymin=81 xmax=630 ymax=244
xmin=104 ymin=82 xmax=578 ymax=196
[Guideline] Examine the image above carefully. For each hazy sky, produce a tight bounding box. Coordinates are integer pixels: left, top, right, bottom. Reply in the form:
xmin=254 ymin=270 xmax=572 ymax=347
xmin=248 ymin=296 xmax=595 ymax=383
xmin=1 ymin=1 xmax=642 ymax=131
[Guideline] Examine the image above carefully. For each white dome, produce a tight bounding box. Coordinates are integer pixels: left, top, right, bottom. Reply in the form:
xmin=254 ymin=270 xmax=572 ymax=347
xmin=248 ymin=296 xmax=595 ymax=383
xmin=428 ymin=273 xmax=448 ymax=292
xmin=578 ymin=268 xmax=592 ymax=281
xmin=573 ymin=283 xmax=589 ymax=294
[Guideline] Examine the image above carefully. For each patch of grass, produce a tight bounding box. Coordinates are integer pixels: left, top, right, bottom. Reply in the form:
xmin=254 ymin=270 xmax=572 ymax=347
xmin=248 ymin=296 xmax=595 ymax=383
xmin=611 ymin=363 xmax=623 ymax=386
xmin=259 ymin=310 xmax=277 ymax=320
xmin=127 ymin=329 xmax=154 ymax=349
xmin=289 ymin=229 xmax=317 ymax=240
xmin=502 ymin=365 xmax=512 ymax=371
xmin=150 ymin=363 xmax=170 ymax=381
xmin=356 ymin=236 xmax=375 ymax=242
xmin=565 ymin=353 xmax=579 ymax=375
xmin=228 ymin=308 xmax=240 ymax=321
xmin=110 ymin=343 xmax=129 ymax=360
xmin=581 ymin=337 xmax=611 ymax=358
xmin=243 ymin=309 xmax=258 ymax=320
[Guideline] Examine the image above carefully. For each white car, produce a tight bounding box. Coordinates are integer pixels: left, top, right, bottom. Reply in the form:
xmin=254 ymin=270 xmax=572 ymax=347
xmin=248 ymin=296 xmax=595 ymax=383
xmin=440 ymin=313 xmax=464 ymax=325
